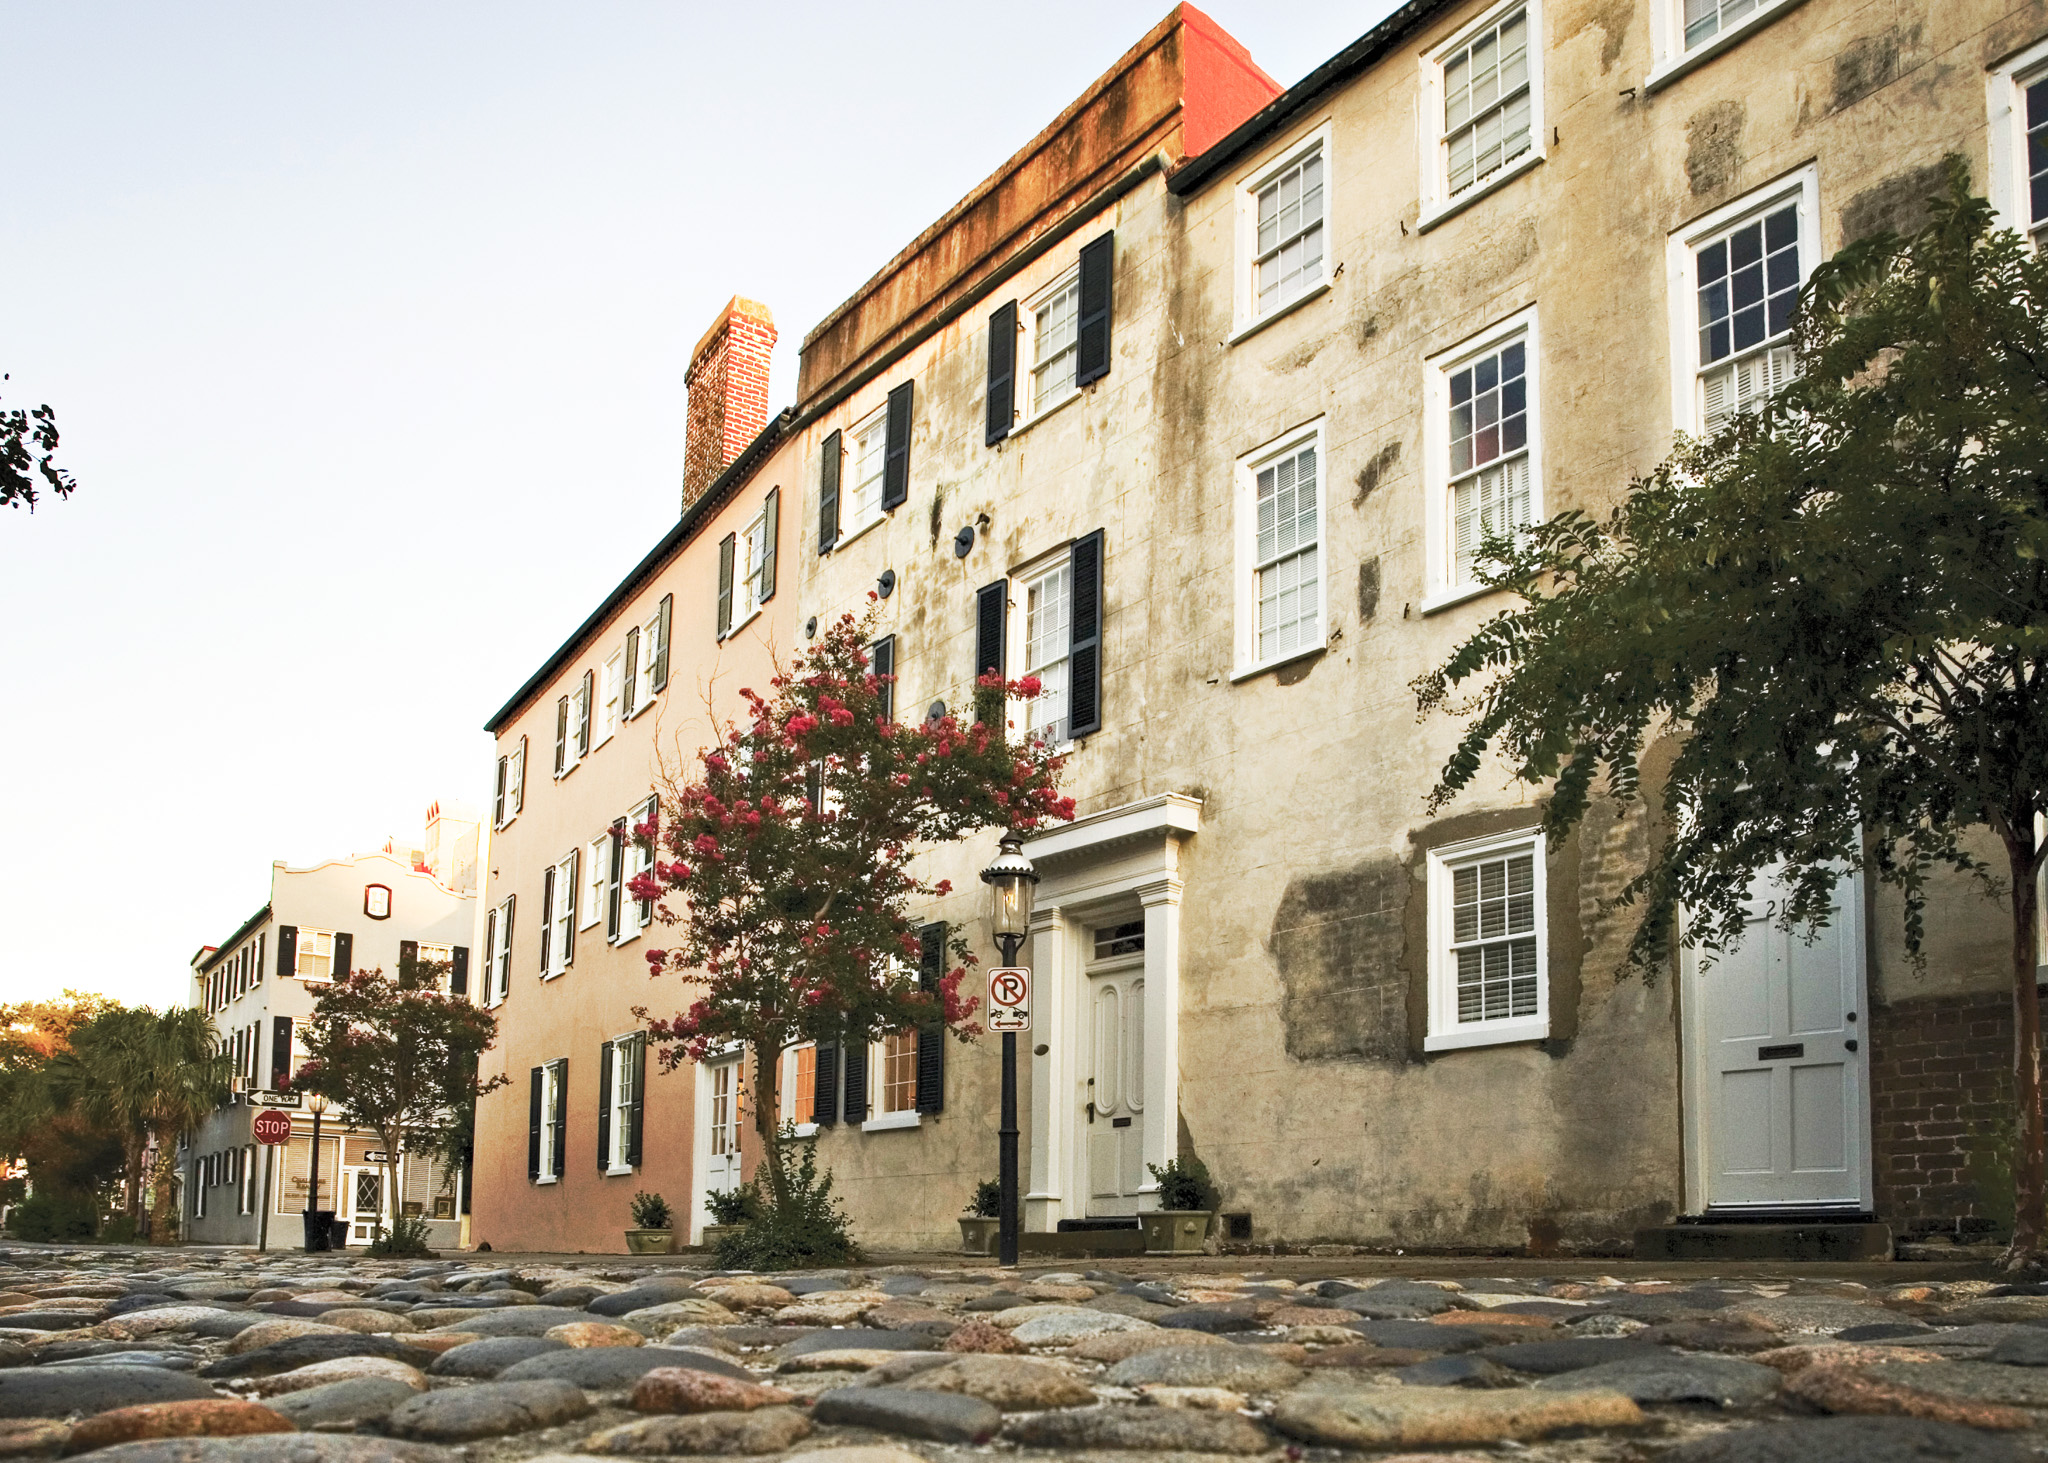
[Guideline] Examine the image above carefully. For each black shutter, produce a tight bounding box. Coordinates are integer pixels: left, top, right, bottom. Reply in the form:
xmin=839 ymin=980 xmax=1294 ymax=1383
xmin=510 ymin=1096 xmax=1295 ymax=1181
xmin=450 ymin=945 xmax=469 ymax=997
xmin=813 ymin=1041 xmax=839 ymax=1125
xmin=1076 ymin=231 xmax=1114 ymax=386
xmin=270 ymin=1017 xmax=293 ymax=1089
xmin=986 ymin=301 xmax=1017 ymax=446
xmin=539 ymin=867 xmax=555 ymax=977
xmin=975 ymin=580 xmax=1008 ymax=681
xmin=623 ymin=627 xmax=640 ymax=715
xmin=578 ymin=671 xmax=594 ymax=753
xmin=759 ymin=487 xmax=781 ymax=603
xmin=842 ymin=1039 xmax=869 ymax=1123
xmin=333 ymin=932 xmax=353 ymax=980
xmin=917 ymin=921 xmax=947 ymax=1113
xmin=554 ymin=696 xmax=568 ymax=776
xmin=1068 ymin=529 xmax=1105 ymax=739
xmin=652 ymin=596 xmax=672 ymax=692
xmin=805 ymin=760 xmax=823 ymax=813
xmin=551 ymin=1060 xmax=567 ymax=1178
xmin=635 ymin=798 xmax=657 ymax=923
xmin=626 ymin=1036 xmax=645 ymax=1167
xmin=716 ymin=534 xmax=736 ymax=638
xmin=872 ymin=635 xmax=895 ymax=723
xmin=597 ymin=1040 xmax=614 ymax=1173
xmin=606 ymin=821 xmax=625 ymax=942
xmin=528 ymin=1067 xmax=543 ymax=1181
xmin=881 ymin=381 xmax=912 ymax=510
xmin=399 ymin=939 xmax=419 ymax=971
xmin=495 ymin=757 xmax=507 ymax=826
xmin=562 ymin=851 xmax=577 ymax=967
xmin=277 ymin=926 xmax=297 ymax=977
xmin=818 ymin=430 xmax=841 ymax=553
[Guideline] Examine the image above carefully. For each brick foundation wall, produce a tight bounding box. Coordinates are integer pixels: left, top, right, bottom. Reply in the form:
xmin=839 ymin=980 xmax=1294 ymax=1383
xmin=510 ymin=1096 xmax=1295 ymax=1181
xmin=683 ymin=298 xmax=777 ymax=507
xmin=1870 ymin=990 xmax=2015 ymax=1236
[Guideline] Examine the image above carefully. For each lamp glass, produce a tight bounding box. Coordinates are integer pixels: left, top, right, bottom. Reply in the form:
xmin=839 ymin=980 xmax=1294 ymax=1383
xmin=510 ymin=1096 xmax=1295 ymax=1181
xmin=305 ymin=1092 xmax=331 ymax=1116
xmin=990 ymin=875 xmax=1033 ymax=940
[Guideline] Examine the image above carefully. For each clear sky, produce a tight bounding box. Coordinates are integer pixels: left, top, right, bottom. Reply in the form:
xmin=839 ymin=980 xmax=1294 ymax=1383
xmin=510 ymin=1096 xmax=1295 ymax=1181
xmin=0 ymin=0 xmax=1403 ymax=1009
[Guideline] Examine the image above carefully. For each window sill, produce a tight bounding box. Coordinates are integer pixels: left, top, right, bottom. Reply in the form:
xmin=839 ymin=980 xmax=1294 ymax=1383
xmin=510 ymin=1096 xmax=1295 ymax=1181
xmin=533 ymin=1175 xmax=559 ymax=1186
xmin=1417 ymin=151 xmax=1545 ymax=234
xmin=1006 ymin=385 xmax=1084 ymax=443
xmin=1419 ymin=580 xmax=1511 ymax=616
xmin=555 ymin=760 xmax=579 ymax=782
xmin=627 ymin=695 xmax=658 ymax=719
xmin=826 ymin=511 xmax=885 ymax=557
xmin=720 ymin=606 xmax=763 ymax=643
xmin=604 ymin=1164 xmax=635 ymax=1177
xmin=1424 ymin=1017 xmax=1550 ymax=1053
xmin=789 ymin=1121 xmax=819 ymax=1138
xmin=1644 ymin=0 xmax=1808 ymax=92
xmin=1228 ymin=279 xmax=1332 ymax=346
xmin=540 ymin=970 xmax=564 ymax=983
xmin=861 ymin=1110 xmax=922 ymax=1133
xmin=1229 ymin=642 xmax=1327 ymax=684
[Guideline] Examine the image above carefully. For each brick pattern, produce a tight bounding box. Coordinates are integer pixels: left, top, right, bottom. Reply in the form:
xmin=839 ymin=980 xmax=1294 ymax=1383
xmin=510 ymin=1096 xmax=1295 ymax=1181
xmin=1870 ymin=990 xmax=2016 ymax=1235
xmin=683 ymin=300 xmax=777 ymax=506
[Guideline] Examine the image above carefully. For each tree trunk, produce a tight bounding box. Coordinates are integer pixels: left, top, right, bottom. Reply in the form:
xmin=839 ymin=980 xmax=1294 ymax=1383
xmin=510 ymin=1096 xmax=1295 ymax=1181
xmin=124 ymin=1136 xmax=145 ymax=1226
xmin=750 ymin=1041 xmax=788 ymax=1211
xmin=148 ymin=1144 xmax=179 ymax=1245
xmin=2008 ymin=831 xmax=2045 ymax=1267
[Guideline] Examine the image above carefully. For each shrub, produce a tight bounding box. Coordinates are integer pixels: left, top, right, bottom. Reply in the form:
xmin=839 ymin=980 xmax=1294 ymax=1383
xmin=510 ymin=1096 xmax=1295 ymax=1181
xmin=966 ymin=1180 xmax=1002 ymax=1218
xmin=5 ymin=1192 xmax=98 ymax=1241
xmin=715 ymin=1132 xmax=858 ymax=1271
xmin=366 ymin=1215 xmax=435 ymax=1256
xmin=99 ymin=1214 xmax=140 ymax=1244
xmin=1146 ymin=1156 xmax=1217 ymax=1211
xmin=628 ymin=1191 xmax=674 ymax=1230
xmin=706 ymin=1187 xmax=761 ymax=1225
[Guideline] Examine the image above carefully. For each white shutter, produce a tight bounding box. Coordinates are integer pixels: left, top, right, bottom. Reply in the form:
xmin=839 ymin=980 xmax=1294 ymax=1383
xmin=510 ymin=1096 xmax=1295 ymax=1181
xmin=482 ymin=908 xmax=499 ymax=1006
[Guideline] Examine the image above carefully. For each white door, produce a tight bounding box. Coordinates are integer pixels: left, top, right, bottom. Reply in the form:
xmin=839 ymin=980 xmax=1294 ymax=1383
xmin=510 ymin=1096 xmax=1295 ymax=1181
xmin=1085 ymin=967 xmax=1146 ymax=1216
xmin=704 ymin=1058 xmax=744 ymax=1200
xmin=342 ymin=1167 xmax=388 ymax=1244
xmin=1686 ymin=869 xmax=1871 ymax=1209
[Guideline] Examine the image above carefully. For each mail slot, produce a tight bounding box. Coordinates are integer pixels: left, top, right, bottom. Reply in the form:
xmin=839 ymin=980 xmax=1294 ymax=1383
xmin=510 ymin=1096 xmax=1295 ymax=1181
xmin=1758 ymin=1042 xmax=1806 ymax=1061
xmin=1112 ymin=1116 xmax=1133 ymax=1128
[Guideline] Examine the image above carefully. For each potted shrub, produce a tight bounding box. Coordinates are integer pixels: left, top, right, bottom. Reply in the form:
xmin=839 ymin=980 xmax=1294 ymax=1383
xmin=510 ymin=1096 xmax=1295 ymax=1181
xmin=702 ymin=1186 xmax=758 ymax=1248
xmin=959 ymin=1179 xmax=1001 ymax=1255
xmin=625 ymin=1191 xmax=675 ymax=1255
xmin=1141 ymin=1157 xmax=1217 ymax=1255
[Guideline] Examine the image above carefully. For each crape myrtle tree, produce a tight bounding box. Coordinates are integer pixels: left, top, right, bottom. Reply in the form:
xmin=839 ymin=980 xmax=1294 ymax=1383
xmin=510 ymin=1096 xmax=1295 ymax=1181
xmin=1 ymin=377 xmax=77 ymax=514
xmin=1414 ymin=161 xmax=2048 ymax=1264
xmin=633 ymin=606 xmax=1074 ymax=1208
xmin=293 ymin=951 xmax=507 ymax=1245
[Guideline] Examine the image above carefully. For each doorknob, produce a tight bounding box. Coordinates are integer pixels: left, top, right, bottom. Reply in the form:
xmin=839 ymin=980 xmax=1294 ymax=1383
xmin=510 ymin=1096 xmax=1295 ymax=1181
xmin=1845 ymin=1039 xmax=1859 ymax=1053
xmin=1086 ymin=1102 xmax=1096 ymax=1123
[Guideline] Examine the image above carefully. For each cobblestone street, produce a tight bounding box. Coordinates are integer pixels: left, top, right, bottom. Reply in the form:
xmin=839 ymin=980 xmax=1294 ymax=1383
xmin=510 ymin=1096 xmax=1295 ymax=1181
xmin=0 ymin=1245 xmax=2041 ymax=1461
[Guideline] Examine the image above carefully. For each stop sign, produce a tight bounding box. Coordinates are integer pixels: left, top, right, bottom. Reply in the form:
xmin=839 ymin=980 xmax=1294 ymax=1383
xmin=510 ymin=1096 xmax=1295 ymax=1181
xmin=252 ymin=1109 xmax=293 ymax=1145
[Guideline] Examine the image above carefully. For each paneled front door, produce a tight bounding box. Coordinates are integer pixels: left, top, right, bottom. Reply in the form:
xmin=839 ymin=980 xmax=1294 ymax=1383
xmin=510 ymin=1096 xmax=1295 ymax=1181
xmin=1085 ymin=963 xmax=1146 ymax=1216
xmin=705 ymin=1058 xmax=744 ymax=1200
xmin=1685 ymin=869 xmax=1871 ymax=1210
xmin=343 ymin=1167 xmax=387 ymax=1244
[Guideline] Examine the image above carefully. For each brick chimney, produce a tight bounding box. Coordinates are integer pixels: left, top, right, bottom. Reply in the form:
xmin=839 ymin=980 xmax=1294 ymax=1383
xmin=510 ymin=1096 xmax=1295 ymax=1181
xmin=682 ymin=297 xmax=777 ymax=508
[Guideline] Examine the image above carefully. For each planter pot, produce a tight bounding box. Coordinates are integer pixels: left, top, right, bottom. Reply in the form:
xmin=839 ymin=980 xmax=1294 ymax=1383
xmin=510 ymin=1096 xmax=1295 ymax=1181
xmin=1141 ymin=1209 xmax=1213 ymax=1255
xmin=958 ymin=1216 xmax=1000 ymax=1256
xmin=624 ymin=1228 xmax=675 ymax=1255
xmin=701 ymin=1223 xmax=744 ymax=1249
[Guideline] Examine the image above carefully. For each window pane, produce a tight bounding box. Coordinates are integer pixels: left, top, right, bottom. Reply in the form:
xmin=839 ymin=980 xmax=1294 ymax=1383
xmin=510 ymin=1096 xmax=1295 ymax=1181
xmin=1449 ymin=848 xmax=1540 ymax=1025
xmin=1442 ymin=10 xmax=1532 ymax=198
xmin=1253 ymin=150 xmax=1325 ymax=315
xmin=1026 ymin=563 xmax=1072 ymax=745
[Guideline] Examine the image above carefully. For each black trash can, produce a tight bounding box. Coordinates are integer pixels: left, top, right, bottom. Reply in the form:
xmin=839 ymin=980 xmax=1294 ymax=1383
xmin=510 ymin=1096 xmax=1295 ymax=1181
xmin=328 ymin=1216 xmax=351 ymax=1249
xmin=302 ymin=1209 xmax=337 ymax=1251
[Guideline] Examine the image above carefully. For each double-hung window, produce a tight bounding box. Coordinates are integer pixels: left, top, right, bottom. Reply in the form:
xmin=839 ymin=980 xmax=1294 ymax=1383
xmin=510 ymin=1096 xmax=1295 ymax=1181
xmin=295 ymin=930 xmax=334 ymax=982
xmin=1426 ymin=830 xmax=1549 ymax=1050
xmin=599 ymin=655 xmax=622 ymax=746
xmin=1646 ymin=0 xmax=1799 ymax=88
xmin=1027 ymin=269 xmax=1081 ymax=418
xmin=635 ymin=612 xmax=663 ymax=707
xmin=846 ymin=408 xmax=889 ymax=537
xmin=1426 ymin=307 xmax=1540 ymax=600
xmin=1022 ymin=557 xmax=1072 ymax=747
xmin=1234 ymin=422 xmax=1324 ymax=675
xmin=547 ymin=851 xmax=577 ymax=978
xmin=627 ymin=796 xmax=656 ymax=933
xmin=1236 ymin=129 xmax=1329 ymax=330
xmin=1668 ymin=167 xmax=1816 ymax=434
xmin=783 ymin=1043 xmax=818 ymax=1130
xmin=582 ymin=836 xmax=608 ymax=931
xmin=534 ymin=1058 xmax=565 ymax=1182
xmin=1992 ymin=40 xmax=2048 ymax=252
xmin=491 ymin=897 xmax=514 ymax=1003
xmin=603 ymin=1032 xmax=643 ymax=1172
xmin=571 ymin=674 xmax=591 ymax=761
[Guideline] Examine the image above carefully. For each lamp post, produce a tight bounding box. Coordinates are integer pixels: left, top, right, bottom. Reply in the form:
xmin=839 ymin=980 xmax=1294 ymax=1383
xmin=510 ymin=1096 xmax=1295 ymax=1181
xmin=980 ymin=834 xmax=1039 ymax=1268
xmin=304 ymin=1091 xmax=331 ymax=1252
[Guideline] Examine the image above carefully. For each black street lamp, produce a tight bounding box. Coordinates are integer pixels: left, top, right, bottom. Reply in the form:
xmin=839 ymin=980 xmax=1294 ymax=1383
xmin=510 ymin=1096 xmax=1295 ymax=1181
xmin=304 ymin=1091 xmax=331 ymax=1252
xmin=980 ymin=833 xmax=1039 ymax=1268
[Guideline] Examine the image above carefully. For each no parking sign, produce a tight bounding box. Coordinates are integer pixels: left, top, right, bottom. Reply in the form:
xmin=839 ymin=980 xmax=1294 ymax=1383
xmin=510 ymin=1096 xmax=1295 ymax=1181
xmin=987 ymin=966 xmax=1031 ymax=1033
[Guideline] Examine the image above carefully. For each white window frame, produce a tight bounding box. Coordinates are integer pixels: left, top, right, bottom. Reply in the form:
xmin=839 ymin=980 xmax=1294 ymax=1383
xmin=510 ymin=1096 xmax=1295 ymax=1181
xmin=1990 ymin=38 xmax=2048 ymax=250
xmin=1231 ymin=418 xmax=1328 ymax=680
xmin=624 ymin=795 xmax=656 ymax=936
xmin=862 ymin=1028 xmax=923 ymax=1132
xmin=731 ymin=508 xmax=770 ymax=632
xmin=1646 ymin=0 xmax=1808 ymax=92
xmin=1418 ymin=0 xmax=1545 ymax=231
xmin=1012 ymin=549 xmax=1074 ymax=750
xmin=492 ymin=898 xmax=514 ymax=1003
xmin=632 ymin=612 xmax=663 ymax=714
xmin=571 ymin=676 xmax=591 ymax=761
xmin=1422 ymin=304 xmax=1543 ymax=611
xmin=1425 ymin=828 xmax=1550 ymax=1051
xmin=840 ymin=404 xmax=890 ymax=544
xmin=546 ymin=852 xmax=577 ymax=979
xmin=1665 ymin=164 xmax=1819 ymax=436
xmin=598 ymin=654 xmax=622 ymax=746
xmin=582 ymin=836 xmax=608 ymax=930
xmin=239 ymin=1144 xmax=256 ymax=1215
xmin=1020 ymin=265 xmax=1083 ymax=425
xmin=605 ymin=1031 xmax=641 ymax=1174
xmin=781 ymin=1041 xmax=820 ymax=1137
xmin=504 ymin=740 xmax=525 ymax=823
xmin=536 ymin=1059 xmax=564 ymax=1183
xmin=295 ymin=928 xmax=336 ymax=983
xmin=1231 ymin=123 xmax=1333 ymax=341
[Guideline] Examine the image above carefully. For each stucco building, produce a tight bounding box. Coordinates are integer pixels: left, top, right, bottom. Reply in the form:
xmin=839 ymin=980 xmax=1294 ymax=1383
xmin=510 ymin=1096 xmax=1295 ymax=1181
xmin=185 ymin=833 xmax=474 ymax=1249
xmin=474 ymin=0 xmax=2048 ymax=1255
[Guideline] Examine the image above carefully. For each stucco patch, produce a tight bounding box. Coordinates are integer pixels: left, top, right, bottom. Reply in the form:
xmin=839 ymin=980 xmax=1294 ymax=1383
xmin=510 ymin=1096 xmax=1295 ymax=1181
xmin=1684 ymin=101 xmax=1745 ymax=198
xmin=1358 ymin=559 xmax=1382 ymax=622
xmin=1831 ymin=28 xmax=1912 ymax=115
xmin=1270 ymin=857 xmax=1411 ymax=1062
xmin=1353 ymin=442 xmax=1402 ymax=505
xmin=1841 ymin=161 xmax=1949 ymax=244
